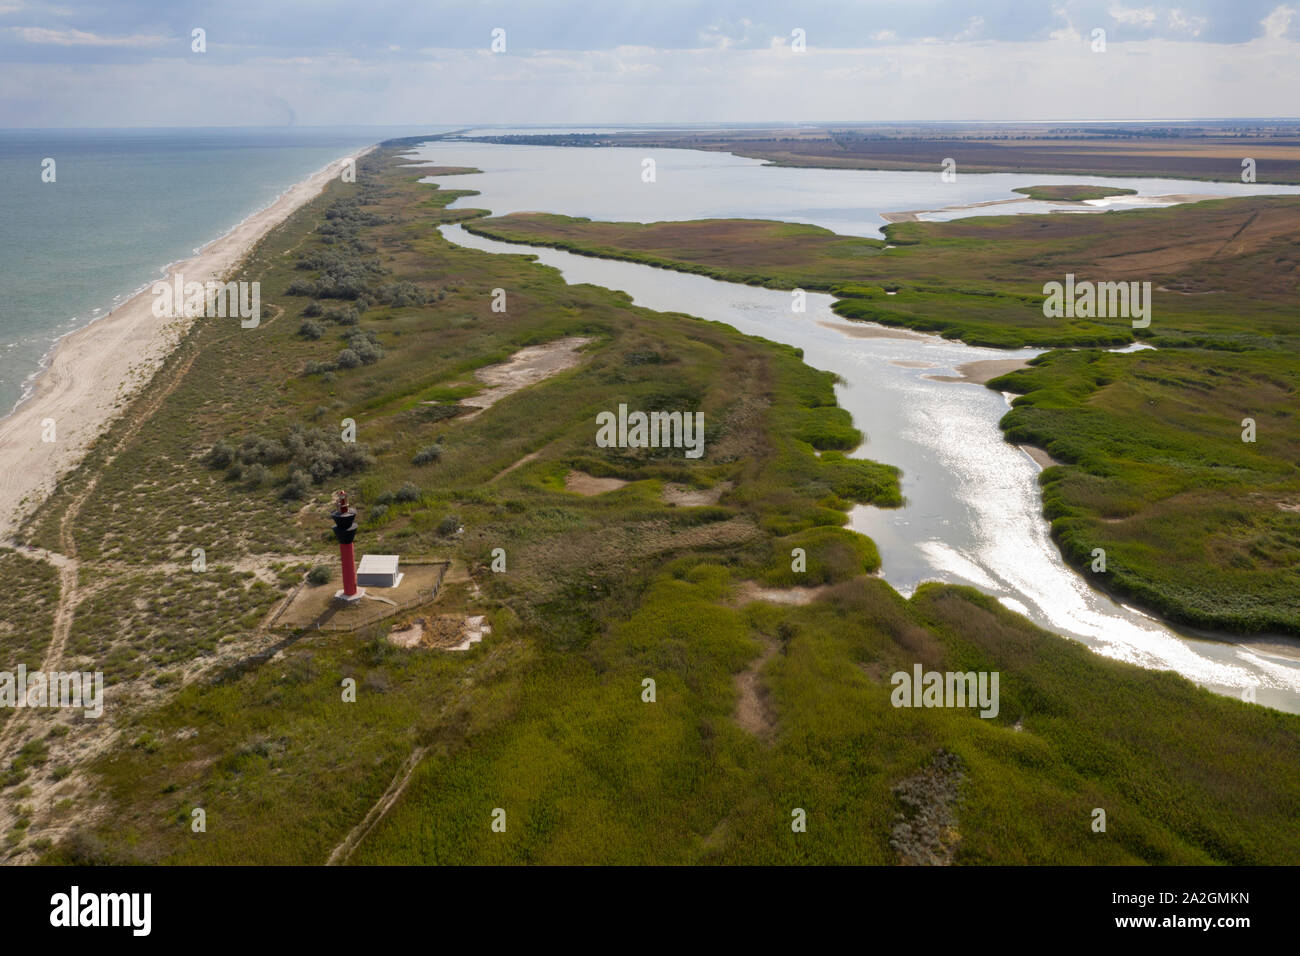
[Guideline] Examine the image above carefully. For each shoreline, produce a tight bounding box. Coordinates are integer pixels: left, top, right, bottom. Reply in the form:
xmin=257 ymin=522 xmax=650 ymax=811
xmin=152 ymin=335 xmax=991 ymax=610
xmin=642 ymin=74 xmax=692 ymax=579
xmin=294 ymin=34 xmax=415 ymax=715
xmin=0 ymin=144 xmax=375 ymax=540
xmin=880 ymin=191 xmax=1224 ymax=223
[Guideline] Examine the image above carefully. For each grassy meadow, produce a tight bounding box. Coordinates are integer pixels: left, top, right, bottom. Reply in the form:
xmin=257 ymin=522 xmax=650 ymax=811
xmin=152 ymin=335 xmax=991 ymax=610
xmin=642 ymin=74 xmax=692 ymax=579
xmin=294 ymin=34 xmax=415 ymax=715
xmin=2 ymin=146 xmax=1296 ymax=865
xmin=1011 ymin=185 xmax=1137 ymax=201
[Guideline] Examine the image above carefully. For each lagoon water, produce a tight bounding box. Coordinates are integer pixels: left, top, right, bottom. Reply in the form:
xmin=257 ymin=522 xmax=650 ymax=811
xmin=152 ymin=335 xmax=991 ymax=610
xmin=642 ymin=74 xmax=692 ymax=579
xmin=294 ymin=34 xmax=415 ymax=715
xmin=414 ymin=140 xmax=1300 ymax=713
xmin=411 ymin=139 xmax=1300 ymax=238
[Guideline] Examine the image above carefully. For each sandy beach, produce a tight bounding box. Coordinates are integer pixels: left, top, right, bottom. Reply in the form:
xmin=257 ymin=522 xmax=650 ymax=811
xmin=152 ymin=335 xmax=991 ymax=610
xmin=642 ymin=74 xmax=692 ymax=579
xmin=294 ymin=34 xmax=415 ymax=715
xmin=0 ymin=145 xmax=374 ymax=540
xmin=925 ymin=357 xmax=1031 ymax=385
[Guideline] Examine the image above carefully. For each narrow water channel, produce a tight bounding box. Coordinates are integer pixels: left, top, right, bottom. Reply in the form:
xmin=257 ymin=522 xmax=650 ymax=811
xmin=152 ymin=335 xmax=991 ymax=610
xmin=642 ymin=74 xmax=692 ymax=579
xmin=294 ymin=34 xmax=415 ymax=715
xmin=443 ymin=222 xmax=1300 ymax=714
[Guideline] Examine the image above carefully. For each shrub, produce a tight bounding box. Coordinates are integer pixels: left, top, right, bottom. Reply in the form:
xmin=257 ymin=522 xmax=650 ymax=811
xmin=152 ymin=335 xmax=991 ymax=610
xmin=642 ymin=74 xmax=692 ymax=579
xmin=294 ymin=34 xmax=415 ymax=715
xmin=394 ymin=482 xmax=420 ymax=503
xmin=302 ymin=301 xmax=324 ymax=317
xmin=377 ymin=281 xmax=430 ymax=307
xmin=237 ymin=435 xmax=289 ymax=465
xmin=412 ymin=444 xmax=443 ymax=465
xmin=344 ymin=330 xmax=384 ymax=365
xmin=299 ymin=319 xmax=324 ymax=340
xmin=204 ymin=441 xmax=234 ymax=468
xmin=326 ymin=306 xmax=360 ymax=326
xmin=624 ymin=349 xmax=666 ymax=366
xmin=306 ymin=565 xmax=331 ymax=586
xmin=285 ymin=279 xmax=319 ymax=297
xmin=281 ymin=469 xmax=311 ymax=501
xmin=336 ymin=349 xmax=362 ymax=369
xmin=204 ymin=425 xmax=375 ymax=493
xmin=436 ymin=514 xmax=461 ymax=536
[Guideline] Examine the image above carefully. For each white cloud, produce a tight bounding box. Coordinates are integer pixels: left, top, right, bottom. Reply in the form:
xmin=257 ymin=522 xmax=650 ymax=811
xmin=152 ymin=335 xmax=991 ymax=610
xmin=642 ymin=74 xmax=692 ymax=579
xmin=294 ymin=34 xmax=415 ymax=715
xmin=1109 ymin=5 xmax=1158 ymax=27
xmin=9 ymin=26 xmax=168 ymax=47
xmin=699 ymin=18 xmax=755 ymax=52
xmin=1261 ymin=5 xmax=1295 ymax=40
xmin=1167 ymin=9 xmax=1206 ymax=36
xmin=955 ymin=17 xmax=985 ymax=42
xmin=1048 ymin=6 xmax=1082 ymax=43
xmin=8 ymin=31 xmax=1300 ymax=128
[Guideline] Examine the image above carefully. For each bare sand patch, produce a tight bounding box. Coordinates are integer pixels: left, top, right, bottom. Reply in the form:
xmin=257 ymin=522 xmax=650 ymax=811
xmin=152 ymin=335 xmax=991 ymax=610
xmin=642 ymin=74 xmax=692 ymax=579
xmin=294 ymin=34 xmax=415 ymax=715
xmin=1144 ymin=192 xmax=1222 ymax=204
xmin=388 ymin=613 xmax=492 ymax=651
xmin=565 ymin=470 xmax=629 ymax=495
xmin=884 ymin=192 xmax=1222 ymax=226
xmin=460 ymin=336 xmax=593 ymax=418
xmin=1020 ymin=445 xmax=1063 ymax=469
xmin=926 ymin=358 xmax=1030 ymax=385
xmin=817 ymin=320 xmax=925 ymax=340
xmin=1230 ymin=634 xmax=1300 ymax=663
xmin=662 ymin=480 xmax=732 ymax=506
xmin=733 ymin=581 xmax=835 ymax=606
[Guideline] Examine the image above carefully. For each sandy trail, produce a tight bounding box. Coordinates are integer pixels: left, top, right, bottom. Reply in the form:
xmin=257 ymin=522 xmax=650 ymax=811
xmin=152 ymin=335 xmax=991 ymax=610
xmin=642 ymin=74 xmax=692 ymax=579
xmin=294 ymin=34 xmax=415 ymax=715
xmin=326 ymin=745 xmax=430 ymax=865
xmin=0 ymin=146 xmax=375 ymax=540
xmin=734 ymin=633 xmax=779 ymax=741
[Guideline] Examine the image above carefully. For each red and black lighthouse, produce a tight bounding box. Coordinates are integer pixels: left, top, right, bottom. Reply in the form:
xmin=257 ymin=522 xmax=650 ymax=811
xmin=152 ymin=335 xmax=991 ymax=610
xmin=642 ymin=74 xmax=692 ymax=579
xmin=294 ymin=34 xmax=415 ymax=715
xmin=331 ymin=489 xmax=364 ymax=604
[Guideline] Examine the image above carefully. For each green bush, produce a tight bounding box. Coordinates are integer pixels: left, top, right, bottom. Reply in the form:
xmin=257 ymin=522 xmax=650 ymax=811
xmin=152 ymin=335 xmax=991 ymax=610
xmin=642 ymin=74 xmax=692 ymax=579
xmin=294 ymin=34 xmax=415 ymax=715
xmin=204 ymin=441 xmax=234 ymax=469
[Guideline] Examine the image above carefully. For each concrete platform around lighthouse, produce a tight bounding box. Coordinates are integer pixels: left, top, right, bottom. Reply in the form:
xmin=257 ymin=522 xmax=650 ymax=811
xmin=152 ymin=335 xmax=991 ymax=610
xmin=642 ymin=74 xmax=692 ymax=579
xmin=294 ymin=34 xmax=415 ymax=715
xmin=333 ymin=587 xmax=366 ymax=605
xmin=271 ymin=560 xmax=450 ymax=632
xmin=357 ymin=554 xmax=403 ymax=588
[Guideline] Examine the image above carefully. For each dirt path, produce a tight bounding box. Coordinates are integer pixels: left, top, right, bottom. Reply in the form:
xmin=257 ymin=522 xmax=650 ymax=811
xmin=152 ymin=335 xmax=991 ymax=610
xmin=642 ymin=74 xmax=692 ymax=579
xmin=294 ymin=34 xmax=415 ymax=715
xmin=0 ymin=342 xmax=203 ymax=845
xmin=489 ymin=446 xmax=547 ymax=483
xmin=734 ymin=633 xmax=779 ymax=741
xmin=322 ymin=645 xmax=511 ymax=865
xmin=45 ymin=342 xmax=202 ymax=669
xmin=326 ymin=745 xmax=430 ymax=866
xmin=1215 ymin=210 xmax=1259 ymax=258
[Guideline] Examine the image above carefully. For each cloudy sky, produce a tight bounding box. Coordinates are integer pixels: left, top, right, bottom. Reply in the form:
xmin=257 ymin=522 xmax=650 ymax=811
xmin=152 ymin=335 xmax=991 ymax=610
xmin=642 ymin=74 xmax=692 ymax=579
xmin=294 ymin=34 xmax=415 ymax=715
xmin=2 ymin=0 xmax=1298 ymax=127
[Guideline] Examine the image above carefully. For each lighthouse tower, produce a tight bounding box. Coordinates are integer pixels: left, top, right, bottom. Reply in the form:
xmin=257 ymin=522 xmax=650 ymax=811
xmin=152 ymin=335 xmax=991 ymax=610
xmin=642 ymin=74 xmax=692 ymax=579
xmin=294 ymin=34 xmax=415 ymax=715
xmin=331 ymin=489 xmax=365 ymax=605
